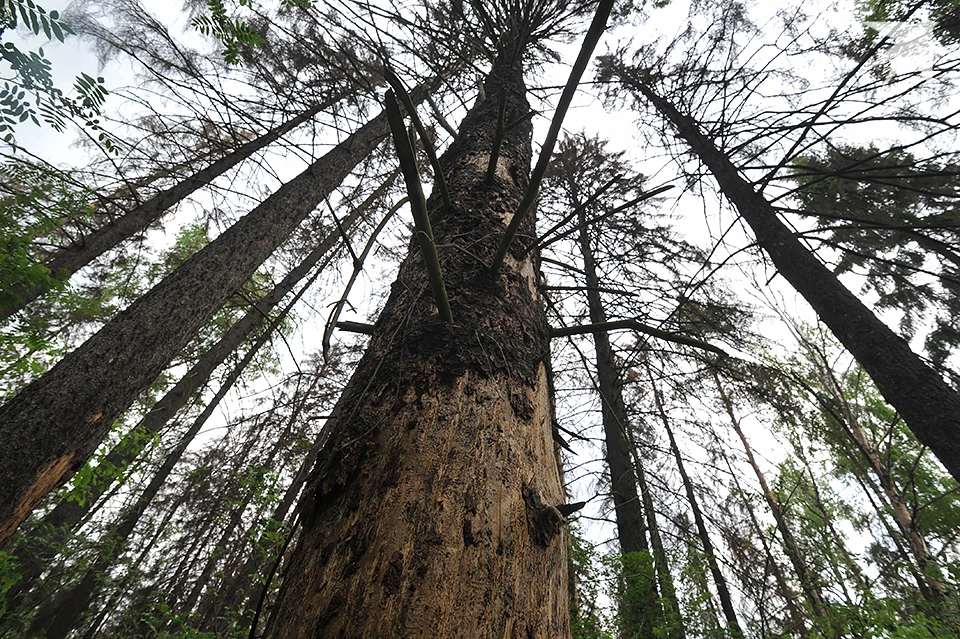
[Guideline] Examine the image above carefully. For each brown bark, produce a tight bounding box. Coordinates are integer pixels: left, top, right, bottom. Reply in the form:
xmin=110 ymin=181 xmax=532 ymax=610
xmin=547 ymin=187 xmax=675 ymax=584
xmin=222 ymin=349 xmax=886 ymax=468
xmin=652 ymin=379 xmax=744 ymax=638
xmin=0 ymin=82 xmax=438 ymax=545
xmin=615 ymin=68 xmax=960 ymax=483
xmin=714 ymin=373 xmax=829 ymax=622
xmin=0 ymin=100 xmax=339 ymax=319
xmin=263 ymin=56 xmax=569 ymax=639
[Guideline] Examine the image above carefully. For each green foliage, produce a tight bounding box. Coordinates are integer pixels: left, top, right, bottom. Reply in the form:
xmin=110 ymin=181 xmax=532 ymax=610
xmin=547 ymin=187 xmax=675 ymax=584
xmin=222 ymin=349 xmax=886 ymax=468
xmin=859 ymin=0 xmax=960 ymax=44
xmin=0 ymin=550 xmax=21 ymax=618
xmin=190 ymin=0 xmax=315 ymax=65
xmin=0 ymin=0 xmax=114 ymax=150
xmin=790 ymin=145 xmax=960 ymax=372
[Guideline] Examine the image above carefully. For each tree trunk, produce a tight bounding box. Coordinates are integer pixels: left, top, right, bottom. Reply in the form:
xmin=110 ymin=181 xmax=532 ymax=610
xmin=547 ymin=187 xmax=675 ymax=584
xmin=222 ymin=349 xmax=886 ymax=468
xmin=714 ymin=373 xmax=829 ymax=622
xmin=0 ymin=82 xmax=436 ymax=545
xmin=652 ymin=379 xmax=744 ymax=638
xmin=0 ymin=99 xmax=339 ymax=318
xmin=810 ymin=361 xmax=951 ymax=600
xmin=717 ymin=439 xmax=808 ymax=637
xmin=178 ymin=373 xmax=321 ymax=628
xmin=263 ymin=56 xmax=569 ymax=639
xmin=23 ymin=312 xmax=289 ymax=639
xmin=210 ymin=404 xmax=332 ymax=634
xmin=1 ymin=174 xmax=389 ymax=609
xmin=615 ymin=68 xmax=960 ymax=483
xmin=634 ymin=452 xmax=685 ymax=639
xmin=575 ymin=200 xmax=659 ymax=638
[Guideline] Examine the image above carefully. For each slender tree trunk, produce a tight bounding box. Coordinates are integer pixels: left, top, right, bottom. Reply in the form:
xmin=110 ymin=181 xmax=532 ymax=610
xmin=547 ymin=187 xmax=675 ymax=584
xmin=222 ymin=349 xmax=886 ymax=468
xmin=811 ymin=362 xmax=951 ymax=600
xmin=575 ymin=200 xmax=659 ymax=637
xmin=718 ymin=442 xmax=808 ymax=637
xmin=714 ymin=373 xmax=829 ymax=623
xmin=263 ymin=55 xmax=569 ymax=639
xmin=652 ymin=379 xmax=744 ymax=638
xmin=209 ymin=405 xmax=332 ymax=633
xmin=24 ymin=307 xmax=292 ymax=639
xmin=0 ymin=173 xmax=390 ymax=611
xmin=613 ymin=67 xmax=960 ymax=482
xmin=178 ymin=374 xmax=321 ymax=628
xmin=0 ymin=99 xmax=340 ymax=318
xmin=634 ymin=453 xmax=686 ymax=639
xmin=0 ymin=81 xmax=437 ymax=544
xmin=79 ymin=490 xmax=187 ymax=639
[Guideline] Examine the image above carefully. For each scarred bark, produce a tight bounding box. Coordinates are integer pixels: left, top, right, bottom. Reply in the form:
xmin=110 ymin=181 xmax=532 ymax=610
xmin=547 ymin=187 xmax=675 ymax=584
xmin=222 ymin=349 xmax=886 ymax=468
xmin=263 ymin=57 xmax=569 ymax=639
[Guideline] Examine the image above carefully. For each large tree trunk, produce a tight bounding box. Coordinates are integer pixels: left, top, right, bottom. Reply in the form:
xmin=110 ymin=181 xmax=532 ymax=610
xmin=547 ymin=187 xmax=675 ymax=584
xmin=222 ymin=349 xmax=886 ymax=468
xmin=614 ymin=69 xmax=960 ymax=483
xmin=263 ymin=56 xmax=569 ymax=639
xmin=0 ymin=99 xmax=340 ymax=319
xmin=0 ymin=84 xmax=437 ymax=544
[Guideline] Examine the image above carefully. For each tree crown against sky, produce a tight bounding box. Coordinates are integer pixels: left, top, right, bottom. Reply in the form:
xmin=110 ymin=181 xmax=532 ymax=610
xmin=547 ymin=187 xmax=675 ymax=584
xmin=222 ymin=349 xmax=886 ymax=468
xmin=0 ymin=0 xmax=958 ymax=637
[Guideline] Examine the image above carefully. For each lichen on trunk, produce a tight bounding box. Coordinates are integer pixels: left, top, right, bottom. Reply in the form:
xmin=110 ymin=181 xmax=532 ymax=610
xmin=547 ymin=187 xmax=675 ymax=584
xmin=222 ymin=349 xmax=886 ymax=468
xmin=264 ymin=57 xmax=569 ymax=638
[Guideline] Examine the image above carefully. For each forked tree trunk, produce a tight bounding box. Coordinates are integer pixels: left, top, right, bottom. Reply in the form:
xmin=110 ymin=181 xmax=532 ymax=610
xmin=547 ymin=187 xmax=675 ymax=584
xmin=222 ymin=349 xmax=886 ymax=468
xmin=263 ymin=56 xmax=569 ymax=639
xmin=613 ymin=68 xmax=960 ymax=483
xmin=0 ymin=82 xmax=439 ymax=544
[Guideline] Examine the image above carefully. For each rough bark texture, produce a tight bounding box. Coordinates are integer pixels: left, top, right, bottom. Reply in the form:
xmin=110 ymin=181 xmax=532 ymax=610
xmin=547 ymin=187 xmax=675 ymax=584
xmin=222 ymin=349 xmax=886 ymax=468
xmin=618 ymin=71 xmax=960 ymax=483
xmin=0 ymin=94 xmax=404 ymax=545
xmin=264 ymin=57 xmax=569 ymax=639
xmin=0 ymin=100 xmax=337 ymax=319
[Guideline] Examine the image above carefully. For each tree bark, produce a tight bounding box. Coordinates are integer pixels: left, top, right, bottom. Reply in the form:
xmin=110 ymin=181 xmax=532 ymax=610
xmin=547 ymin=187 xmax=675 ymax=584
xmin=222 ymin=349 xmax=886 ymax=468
xmin=574 ymin=195 xmax=659 ymax=638
xmin=0 ymin=83 xmax=437 ymax=545
xmin=634 ymin=453 xmax=686 ymax=639
xmin=0 ymin=99 xmax=339 ymax=319
xmin=263 ymin=56 xmax=569 ymax=639
xmin=615 ymin=68 xmax=960 ymax=483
